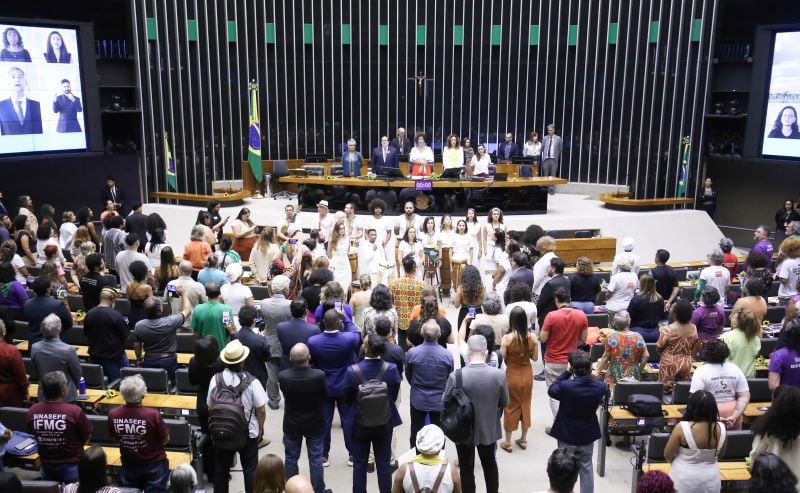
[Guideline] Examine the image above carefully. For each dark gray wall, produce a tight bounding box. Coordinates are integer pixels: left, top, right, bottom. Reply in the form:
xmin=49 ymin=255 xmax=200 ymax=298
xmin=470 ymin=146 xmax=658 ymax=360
xmin=132 ymin=0 xmax=716 ymax=198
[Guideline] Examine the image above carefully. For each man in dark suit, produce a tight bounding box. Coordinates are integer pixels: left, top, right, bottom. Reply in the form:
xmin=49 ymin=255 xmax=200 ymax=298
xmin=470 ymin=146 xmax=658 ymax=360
xmin=125 ymin=201 xmax=148 ymax=252
xmin=101 ymin=176 xmax=126 ymax=215
xmin=232 ymin=306 xmax=271 ymax=390
xmin=307 ymin=308 xmax=362 ymax=467
xmin=537 ymin=256 xmax=571 ymax=328
xmin=277 ymin=298 xmax=321 ymax=370
xmin=389 ymin=127 xmax=412 ymax=155
xmin=52 ymin=79 xmax=82 ymax=133
xmin=497 ymin=132 xmax=519 ymax=163
xmin=24 ymin=277 xmax=73 ymax=346
xmin=370 ymin=136 xmax=399 ymax=176
xmin=278 ymin=343 xmax=330 ymax=493
xmin=345 ymin=334 xmax=401 ymax=493
xmin=548 ymin=349 xmax=607 ymax=493
xmin=0 ymin=67 xmax=43 ymax=135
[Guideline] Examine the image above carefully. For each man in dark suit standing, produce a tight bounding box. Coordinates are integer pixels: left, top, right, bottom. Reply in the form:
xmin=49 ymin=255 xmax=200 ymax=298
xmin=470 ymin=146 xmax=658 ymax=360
xmin=537 ymin=256 xmax=571 ymax=329
xmin=277 ymin=298 xmax=321 ymax=370
xmin=370 ymin=136 xmax=399 ymax=176
xmin=125 ymin=201 xmax=148 ymax=252
xmin=52 ymin=79 xmax=82 ymax=133
xmin=0 ymin=67 xmax=42 ymax=135
xmin=233 ymin=306 xmax=271 ymax=392
xmin=279 ymin=343 xmax=330 ymax=493
xmin=101 ymin=176 xmax=126 ymax=215
xmin=497 ymin=132 xmax=519 ymax=163
xmin=548 ymin=349 xmax=607 ymax=493
xmin=345 ymin=334 xmax=401 ymax=493
xmin=389 ymin=127 xmax=412 ymax=155
xmin=307 ymin=308 xmax=362 ymax=467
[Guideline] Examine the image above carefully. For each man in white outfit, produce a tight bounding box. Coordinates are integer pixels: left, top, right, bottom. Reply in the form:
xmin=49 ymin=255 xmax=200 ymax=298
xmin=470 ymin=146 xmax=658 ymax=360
xmin=357 ymin=228 xmax=390 ymax=286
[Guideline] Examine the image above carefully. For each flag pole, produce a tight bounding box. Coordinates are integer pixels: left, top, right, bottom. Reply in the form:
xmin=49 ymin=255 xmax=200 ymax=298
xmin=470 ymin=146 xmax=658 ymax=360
xmin=249 ymin=79 xmax=264 ymax=199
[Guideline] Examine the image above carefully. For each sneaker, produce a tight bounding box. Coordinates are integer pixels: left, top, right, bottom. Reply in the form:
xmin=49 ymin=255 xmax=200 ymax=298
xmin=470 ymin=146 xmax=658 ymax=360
xmin=322 ymin=456 xmax=330 ymax=468
xmin=367 ymin=462 xmax=375 ymax=473
xmin=347 ymin=455 xmax=354 ymax=467
xmin=534 ymin=371 xmax=545 ymax=382
xmin=390 ymin=460 xmax=399 ymax=473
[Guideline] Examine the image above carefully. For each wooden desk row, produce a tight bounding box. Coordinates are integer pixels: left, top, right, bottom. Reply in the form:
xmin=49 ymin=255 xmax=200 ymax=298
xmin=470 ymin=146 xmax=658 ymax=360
xmin=608 ymin=402 xmax=771 ymax=423
xmin=26 ymin=384 xmax=198 ymax=412
xmin=644 ymin=461 xmax=751 ymax=482
xmin=17 ymin=341 xmax=192 ymax=365
xmin=17 ymin=446 xmax=192 ymax=471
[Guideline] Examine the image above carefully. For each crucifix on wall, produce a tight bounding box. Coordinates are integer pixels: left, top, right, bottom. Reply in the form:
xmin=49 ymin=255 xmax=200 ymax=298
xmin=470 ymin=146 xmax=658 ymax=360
xmin=407 ymin=71 xmax=433 ymax=97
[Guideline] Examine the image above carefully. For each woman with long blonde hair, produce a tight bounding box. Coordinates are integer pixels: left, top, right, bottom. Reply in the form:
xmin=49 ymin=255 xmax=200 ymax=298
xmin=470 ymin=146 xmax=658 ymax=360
xmin=249 ymin=226 xmax=279 ymax=285
xmin=327 ymin=219 xmax=352 ymax=294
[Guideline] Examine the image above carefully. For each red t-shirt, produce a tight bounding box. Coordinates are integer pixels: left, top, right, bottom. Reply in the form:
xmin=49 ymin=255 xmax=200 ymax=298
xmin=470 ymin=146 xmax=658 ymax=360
xmin=541 ymin=307 xmax=588 ymax=364
xmin=27 ymin=401 xmax=92 ymax=464
xmin=107 ymin=404 xmax=169 ymax=464
xmin=722 ymin=253 xmax=739 ymax=278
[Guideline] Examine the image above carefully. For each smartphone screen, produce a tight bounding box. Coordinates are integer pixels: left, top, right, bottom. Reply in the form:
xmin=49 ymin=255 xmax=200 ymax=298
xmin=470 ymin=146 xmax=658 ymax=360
xmin=468 ymin=305 xmax=476 ymax=317
xmin=334 ymin=300 xmax=343 ymax=311
xmin=289 ymin=238 xmax=298 ymax=244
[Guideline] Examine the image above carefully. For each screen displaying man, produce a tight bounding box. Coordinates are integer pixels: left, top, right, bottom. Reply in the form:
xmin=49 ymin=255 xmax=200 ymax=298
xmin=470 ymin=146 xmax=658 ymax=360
xmin=0 ymin=67 xmax=42 ymax=135
xmin=53 ymin=79 xmax=82 ymax=133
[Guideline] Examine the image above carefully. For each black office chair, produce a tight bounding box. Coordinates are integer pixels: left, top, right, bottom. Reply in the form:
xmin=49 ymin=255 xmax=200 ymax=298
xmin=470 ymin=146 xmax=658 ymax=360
xmin=176 ymin=333 xmax=196 ymax=354
xmin=747 ymin=378 xmax=772 ymax=402
xmin=165 ymin=418 xmax=193 ymax=452
xmin=759 ymin=337 xmax=778 ymax=359
xmin=119 ymin=367 xmax=170 ymax=393
xmin=613 ymin=381 xmax=665 ymax=406
xmin=80 ymin=363 xmax=106 ymax=389
xmin=672 ymin=381 xmax=692 ymax=405
xmin=646 ymin=343 xmax=660 ymax=363
xmin=14 ymin=320 xmax=29 ymax=340
xmin=574 ymin=230 xmax=593 ymax=238
xmin=23 ymin=357 xmax=38 ymax=382
xmin=66 ymin=326 xmax=90 ymax=346
xmin=646 ymin=432 xmax=670 ymax=462
xmin=765 ymin=305 xmax=785 ymax=323
xmin=175 ymin=368 xmax=198 ymax=394
xmin=67 ymin=294 xmax=85 ymax=312
xmin=87 ymin=414 xmax=114 ymax=444
xmin=272 ymin=160 xmax=296 ymax=200
xmin=589 ymin=343 xmax=605 ymax=363
xmin=250 ymin=285 xmax=269 ymax=301
xmin=720 ymin=430 xmax=755 ymax=461
xmin=0 ymin=406 xmax=30 ymax=432
xmin=587 ymin=313 xmax=609 ymax=329
xmin=20 ymin=480 xmax=62 ymax=493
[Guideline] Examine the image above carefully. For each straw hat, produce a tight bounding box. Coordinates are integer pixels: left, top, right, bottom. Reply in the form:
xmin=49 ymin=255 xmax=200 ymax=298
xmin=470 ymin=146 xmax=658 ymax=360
xmin=220 ymin=340 xmax=250 ymax=365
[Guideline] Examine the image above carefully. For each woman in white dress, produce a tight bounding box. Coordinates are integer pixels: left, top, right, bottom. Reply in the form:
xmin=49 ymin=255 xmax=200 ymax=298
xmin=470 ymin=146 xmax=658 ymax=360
xmin=438 ymin=215 xmax=455 ymax=249
xmin=523 ymin=131 xmax=542 ymax=157
xmin=470 ymin=144 xmax=492 ymax=177
xmin=665 ymin=390 xmax=727 ymax=493
xmin=419 ymin=216 xmax=438 ymax=247
xmin=327 ymin=220 xmax=352 ymax=294
xmin=249 ymin=227 xmax=280 ymax=285
xmin=369 ymin=198 xmax=395 ymax=270
xmin=397 ymin=227 xmax=424 ymax=279
xmin=483 ymin=207 xmax=507 ymax=257
xmin=465 ymin=208 xmax=482 ymax=267
xmin=451 ymin=220 xmax=474 ymax=290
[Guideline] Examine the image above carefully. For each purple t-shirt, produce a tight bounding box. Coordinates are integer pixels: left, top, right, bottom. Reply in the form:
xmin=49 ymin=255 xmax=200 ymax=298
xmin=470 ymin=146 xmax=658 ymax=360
xmin=752 ymin=239 xmax=774 ymax=269
xmin=690 ymin=305 xmax=726 ymax=340
xmin=768 ymin=347 xmax=800 ymax=388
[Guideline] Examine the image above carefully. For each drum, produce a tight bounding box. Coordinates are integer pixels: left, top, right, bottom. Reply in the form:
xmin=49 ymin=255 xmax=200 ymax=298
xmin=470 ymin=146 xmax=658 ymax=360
xmin=439 ymin=247 xmax=452 ymax=293
xmin=349 ymin=248 xmax=358 ymax=281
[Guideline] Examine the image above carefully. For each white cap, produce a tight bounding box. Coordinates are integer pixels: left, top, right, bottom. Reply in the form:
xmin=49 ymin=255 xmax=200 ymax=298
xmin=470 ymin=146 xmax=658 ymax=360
xmin=621 ymin=237 xmax=635 ymax=251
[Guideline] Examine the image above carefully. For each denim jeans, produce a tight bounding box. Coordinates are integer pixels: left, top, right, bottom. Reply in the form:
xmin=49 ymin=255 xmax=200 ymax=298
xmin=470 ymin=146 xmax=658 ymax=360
xmin=40 ymin=462 xmax=78 ymax=483
xmin=632 ymin=326 xmax=661 ymax=343
xmin=323 ymin=395 xmax=352 ymax=457
xmin=120 ymin=458 xmax=169 ymax=493
xmin=284 ymin=432 xmax=326 ymax=493
xmin=142 ymin=353 xmax=178 ymax=386
xmin=455 ymin=442 xmax=498 ymax=493
xmin=570 ymin=301 xmax=595 ymax=314
xmin=351 ymin=426 xmax=393 ymax=493
xmin=91 ymin=352 xmax=130 ymax=382
xmin=215 ymin=436 xmax=259 ymax=493
xmin=558 ymin=440 xmax=595 ymax=493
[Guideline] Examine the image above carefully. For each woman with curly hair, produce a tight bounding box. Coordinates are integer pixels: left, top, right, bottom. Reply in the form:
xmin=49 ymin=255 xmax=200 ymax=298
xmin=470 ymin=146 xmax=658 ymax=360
xmin=453 ymin=264 xmax=485 ymax=329
xmin=361 ymin=284 xmax=399 ymax=339
xmin=312 ymin=281 xmax=352 ymax=323
xmin=569 ymin=256 xmax=601 ymax=314
xmin=635 ymin=470 xmax=674 ymax=493
xmin=750 ymin=452 xmax=798 ymax=493
xmin=768 ymin=319 xmax=800 ymax=390
xmin=301 ymin=260 xmax=333 ymax=314
xmin=231 ymin=207 xmax=258 ymax=261
xmin=406 ymin=295 xmax=452 ymax=348
xmin=749 ymin=385 xmax=800 ymax=482
xmin=76 ymin=207 xmax=100 ymax=245
xmin=327 ymin=220 xmax=352 ymax=293
xmin=691 ymin=339 xmax=751 ymax=430
xmin=664 ymin=390 xmax=727 ymax=492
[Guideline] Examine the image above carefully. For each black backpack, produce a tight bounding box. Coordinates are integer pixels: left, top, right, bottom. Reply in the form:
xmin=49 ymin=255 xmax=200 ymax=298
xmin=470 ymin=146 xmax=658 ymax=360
xmin=352 ymin=362 xmax=391 ymax=427
xmin=439 ymin=369 xmax=474 ymax=444
xmin=208 ymin=372 xmax=255 ymax=450
xmin=625 ymin=394 xmax=664 ymax=418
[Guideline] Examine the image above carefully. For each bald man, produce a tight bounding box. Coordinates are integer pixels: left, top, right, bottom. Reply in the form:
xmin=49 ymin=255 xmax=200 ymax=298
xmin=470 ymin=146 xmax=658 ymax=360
xmin=279 ymin=343 xmax=330 ymax=493
xmin=83 ymin=287 xmax=130 ymax=380
xmin=164 ymin=260 xmax=207 ymax=328
xmin=285 ymin=475 xmax=315 ymax=493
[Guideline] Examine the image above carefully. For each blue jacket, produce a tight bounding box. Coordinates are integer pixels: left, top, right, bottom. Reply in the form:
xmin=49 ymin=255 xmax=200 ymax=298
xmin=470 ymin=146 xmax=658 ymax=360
xmin=371 ymin=145 xmax=399 ymax=175
xmin=307 ymin=327 xmax=362 ymax=397
xmin=231 ymin=326 xmax=270 ymax=385
xmin=277 ymin=318 xmax=322 ymax=370
xmin=24 ymin=296 xmax=73 ymax=345
xmin=344 ymin=358 xmax=402 ymax=433
xmin=548 ymin=371 xmax=607 ymax=446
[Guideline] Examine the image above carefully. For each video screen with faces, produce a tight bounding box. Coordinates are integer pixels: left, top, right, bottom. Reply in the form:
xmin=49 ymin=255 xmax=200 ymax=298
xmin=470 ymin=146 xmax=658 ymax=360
xmin=762 ymin=31 xmax=800 ymax=158
xmin=0 ymin=22 xmax=87 ymax=154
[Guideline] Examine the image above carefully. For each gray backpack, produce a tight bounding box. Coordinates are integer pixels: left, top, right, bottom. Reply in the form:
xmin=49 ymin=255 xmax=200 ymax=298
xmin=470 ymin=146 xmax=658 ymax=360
xmin=351 ymin=362 xmax=390 ymax=427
